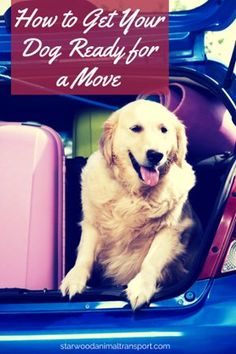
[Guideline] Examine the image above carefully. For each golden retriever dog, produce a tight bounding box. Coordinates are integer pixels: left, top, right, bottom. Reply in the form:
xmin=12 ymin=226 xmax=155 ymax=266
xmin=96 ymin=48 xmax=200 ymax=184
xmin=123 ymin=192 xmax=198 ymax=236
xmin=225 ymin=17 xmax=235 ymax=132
xmin=61 ymin=100 xmax=201 ymax=309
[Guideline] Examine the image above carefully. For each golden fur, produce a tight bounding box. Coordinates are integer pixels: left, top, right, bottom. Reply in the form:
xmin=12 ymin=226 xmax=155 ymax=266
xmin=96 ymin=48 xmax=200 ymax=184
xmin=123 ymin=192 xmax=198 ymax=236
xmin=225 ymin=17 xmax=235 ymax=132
xmin=61 ymin=100 xmax=199 ymax=309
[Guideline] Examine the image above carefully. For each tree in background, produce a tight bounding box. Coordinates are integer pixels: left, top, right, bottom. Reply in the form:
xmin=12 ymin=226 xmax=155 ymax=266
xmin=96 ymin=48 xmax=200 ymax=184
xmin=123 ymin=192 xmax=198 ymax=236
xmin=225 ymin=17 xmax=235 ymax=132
xmin=170 ymin=0 xmax=187 ymax=11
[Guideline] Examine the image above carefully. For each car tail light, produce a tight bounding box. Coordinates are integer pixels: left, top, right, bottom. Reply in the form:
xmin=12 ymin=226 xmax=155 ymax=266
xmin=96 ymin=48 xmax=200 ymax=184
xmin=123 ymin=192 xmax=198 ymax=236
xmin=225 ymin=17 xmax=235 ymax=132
xmin=221 ymin=239 xmax=236 ymax=273
xmin=199 ymin=177 xmax=236 ymax=279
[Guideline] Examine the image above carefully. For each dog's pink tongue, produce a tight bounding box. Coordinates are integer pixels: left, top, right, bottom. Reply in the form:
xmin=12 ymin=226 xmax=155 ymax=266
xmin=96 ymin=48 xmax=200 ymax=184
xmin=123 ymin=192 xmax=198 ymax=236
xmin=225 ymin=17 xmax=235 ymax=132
xmin=140 ymin=167 xmax=160 ymax=187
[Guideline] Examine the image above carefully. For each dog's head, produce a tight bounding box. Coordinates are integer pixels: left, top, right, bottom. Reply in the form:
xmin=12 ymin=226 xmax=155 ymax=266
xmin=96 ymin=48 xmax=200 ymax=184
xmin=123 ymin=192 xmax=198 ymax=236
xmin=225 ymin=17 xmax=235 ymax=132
xmin=100 ymin=100 xmax=187 ymax=189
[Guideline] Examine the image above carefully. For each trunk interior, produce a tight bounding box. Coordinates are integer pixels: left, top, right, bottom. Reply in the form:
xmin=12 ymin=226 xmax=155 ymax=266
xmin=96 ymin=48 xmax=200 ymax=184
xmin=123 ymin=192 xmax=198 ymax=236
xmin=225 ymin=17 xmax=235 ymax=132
xmin=0 ymin=69 xmax=235 ymax=305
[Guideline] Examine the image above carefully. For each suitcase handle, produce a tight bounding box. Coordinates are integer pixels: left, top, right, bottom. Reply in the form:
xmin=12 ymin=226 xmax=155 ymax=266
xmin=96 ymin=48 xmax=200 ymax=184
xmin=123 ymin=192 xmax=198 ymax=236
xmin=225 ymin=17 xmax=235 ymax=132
xmin=21 ymin=121 xmax=42 ymax=127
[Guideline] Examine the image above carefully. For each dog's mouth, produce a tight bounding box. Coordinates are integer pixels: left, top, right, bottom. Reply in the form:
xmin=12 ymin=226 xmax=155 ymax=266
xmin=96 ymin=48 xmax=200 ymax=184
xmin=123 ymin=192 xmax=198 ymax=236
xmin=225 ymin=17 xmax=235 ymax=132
xmin=129 ymin=152 xmax=160 ymax=187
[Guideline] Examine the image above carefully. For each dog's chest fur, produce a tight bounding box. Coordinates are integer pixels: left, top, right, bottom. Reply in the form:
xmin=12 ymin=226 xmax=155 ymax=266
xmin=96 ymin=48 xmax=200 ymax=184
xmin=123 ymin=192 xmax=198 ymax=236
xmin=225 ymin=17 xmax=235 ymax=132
xmin=93 ymin=183 xmax=185 ymax=284
xmin=97 ymin=190 xmax=174 ymax=235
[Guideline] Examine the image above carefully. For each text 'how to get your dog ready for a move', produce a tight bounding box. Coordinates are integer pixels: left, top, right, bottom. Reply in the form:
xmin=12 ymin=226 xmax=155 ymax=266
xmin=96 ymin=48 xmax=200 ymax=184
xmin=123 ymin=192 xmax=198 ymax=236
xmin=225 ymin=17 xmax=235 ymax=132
xmin=11 ymin=0 xmax=169 ymax=95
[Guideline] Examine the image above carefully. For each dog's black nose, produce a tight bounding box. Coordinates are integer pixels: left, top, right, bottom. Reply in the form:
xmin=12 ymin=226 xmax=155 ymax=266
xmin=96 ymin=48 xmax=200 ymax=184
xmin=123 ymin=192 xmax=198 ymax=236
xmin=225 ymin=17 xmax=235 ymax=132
xmin=146 ymin=150 xmax=164 ymax=165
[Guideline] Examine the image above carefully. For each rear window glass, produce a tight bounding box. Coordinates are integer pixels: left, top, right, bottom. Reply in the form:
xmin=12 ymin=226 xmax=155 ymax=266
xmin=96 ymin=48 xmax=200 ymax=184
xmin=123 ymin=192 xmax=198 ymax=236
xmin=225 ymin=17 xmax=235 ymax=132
xmin=170 ymin=0 xmax=207 ymax=11
xmin=0 ymin=0 xmax=234 ymax=71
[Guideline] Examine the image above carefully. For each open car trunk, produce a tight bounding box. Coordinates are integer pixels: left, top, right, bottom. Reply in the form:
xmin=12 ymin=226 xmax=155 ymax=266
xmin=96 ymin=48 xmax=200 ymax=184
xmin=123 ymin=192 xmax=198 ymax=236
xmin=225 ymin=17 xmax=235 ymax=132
xmin=0 ymin=64 xmax=235 ymax=311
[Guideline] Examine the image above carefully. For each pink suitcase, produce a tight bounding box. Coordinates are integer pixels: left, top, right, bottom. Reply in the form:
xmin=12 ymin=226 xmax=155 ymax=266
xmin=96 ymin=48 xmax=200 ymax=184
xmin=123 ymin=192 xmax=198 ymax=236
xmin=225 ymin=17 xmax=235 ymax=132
xmin=0 ymin=122 xmax=64 ymax=290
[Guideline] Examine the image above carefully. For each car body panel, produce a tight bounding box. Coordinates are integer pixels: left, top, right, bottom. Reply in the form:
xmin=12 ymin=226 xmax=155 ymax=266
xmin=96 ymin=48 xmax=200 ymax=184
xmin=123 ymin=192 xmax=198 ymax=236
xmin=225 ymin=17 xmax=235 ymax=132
xmin=200 ymin=177 xmax=236 ymax=279
xmin=0 ymin=276 xmax=235 ymax=353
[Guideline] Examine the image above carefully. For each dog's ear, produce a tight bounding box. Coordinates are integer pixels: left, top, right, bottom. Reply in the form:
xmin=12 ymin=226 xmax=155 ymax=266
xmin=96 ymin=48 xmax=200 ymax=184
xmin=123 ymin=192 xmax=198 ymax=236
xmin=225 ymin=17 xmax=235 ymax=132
xmin=99 ymin=111 xmax=119 ymax=165
xmin=175 ymin=119 xmax=188 ymax=167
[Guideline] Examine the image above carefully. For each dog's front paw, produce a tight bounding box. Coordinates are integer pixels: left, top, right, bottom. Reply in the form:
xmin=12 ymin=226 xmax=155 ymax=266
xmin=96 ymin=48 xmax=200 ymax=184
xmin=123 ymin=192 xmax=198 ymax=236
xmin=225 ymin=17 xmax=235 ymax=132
xmin=60 ymin=267 xmax=89 ymax=299
xmin=126 ymin=272 xmax=157 ymax=310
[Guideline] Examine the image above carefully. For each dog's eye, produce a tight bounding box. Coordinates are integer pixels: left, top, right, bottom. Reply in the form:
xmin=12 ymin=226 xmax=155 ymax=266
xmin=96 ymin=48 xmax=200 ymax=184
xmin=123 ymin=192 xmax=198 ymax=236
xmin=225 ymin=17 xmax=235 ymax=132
xmin=160 ymin=126 xmax=168 ymax=134
xmin=130 ymin=125 xmax=143 ymax=133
